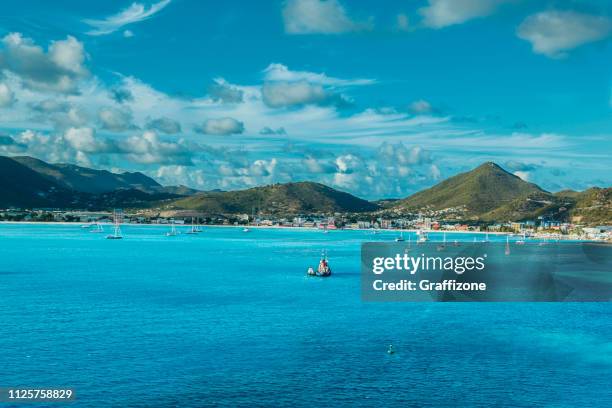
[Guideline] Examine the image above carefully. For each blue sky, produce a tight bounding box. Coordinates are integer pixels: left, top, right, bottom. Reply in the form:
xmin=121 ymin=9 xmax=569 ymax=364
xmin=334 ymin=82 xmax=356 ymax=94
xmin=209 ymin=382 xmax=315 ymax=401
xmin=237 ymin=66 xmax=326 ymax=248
xmin=0 ymin=0 xmax=611 ymax=198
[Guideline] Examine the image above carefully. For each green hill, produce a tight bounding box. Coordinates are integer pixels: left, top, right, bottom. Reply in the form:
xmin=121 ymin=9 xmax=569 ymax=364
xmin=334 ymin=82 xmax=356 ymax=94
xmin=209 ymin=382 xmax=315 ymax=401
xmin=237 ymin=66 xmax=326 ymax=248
xmin=166 ymin=181 xmax=379 ymax=214
xmin=11 ymin=156 xmax=162 ymax=194
xmin=0 ymin=156 xmax=75 ymax=208
xmin=395 ymin=162 xmax=546 ymax=218
xmin=564 ymin=187 xmax=612 ymax=225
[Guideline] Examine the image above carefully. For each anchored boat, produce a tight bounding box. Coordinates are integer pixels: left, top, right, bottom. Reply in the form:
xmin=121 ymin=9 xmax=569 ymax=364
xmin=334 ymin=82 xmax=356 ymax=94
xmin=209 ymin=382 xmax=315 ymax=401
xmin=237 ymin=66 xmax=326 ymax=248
xmin=307 ymin=250 xmax=332 ymax=277
xmin=106 ymin=210 xmax=123 ymax=240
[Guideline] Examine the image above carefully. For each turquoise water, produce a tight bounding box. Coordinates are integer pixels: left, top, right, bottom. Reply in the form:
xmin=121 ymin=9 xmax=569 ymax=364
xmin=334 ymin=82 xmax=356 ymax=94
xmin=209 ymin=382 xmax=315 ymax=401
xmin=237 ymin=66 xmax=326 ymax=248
xmin=0 ymin=224 xmax=610 ymax=407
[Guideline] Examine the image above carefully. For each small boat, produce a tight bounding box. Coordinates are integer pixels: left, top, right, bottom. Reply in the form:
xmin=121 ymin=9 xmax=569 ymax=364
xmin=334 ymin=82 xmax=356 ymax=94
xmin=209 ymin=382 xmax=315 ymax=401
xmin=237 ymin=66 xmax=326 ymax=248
xmin=417 ymin=230 xmax=428 ymax=243
xmin=166 ymin=222 xmax=179 ymax=237
xmin=186 ymin=217 xmax=199 ymax=234
xmin=316 ymin=250 xmax=332 ymax=277
xmin=387 ymin=344 xmax=395 ymax=355
xmin=90 ymin=223 xmax=104 ymax=233
xmin=307 ymin=267 xmax=316 ymax=276
xmin=515 ymin=232 xmax=526 ymax=245
xmin=80 ymin=223 xmax=93 ymax=229
xmin=106 ymin=211 xmax=123 ymax=240
xmin=395 ymin=231 xmax=404 ymax=242
xmin=243 ymin=227 xmax=250 ymax=233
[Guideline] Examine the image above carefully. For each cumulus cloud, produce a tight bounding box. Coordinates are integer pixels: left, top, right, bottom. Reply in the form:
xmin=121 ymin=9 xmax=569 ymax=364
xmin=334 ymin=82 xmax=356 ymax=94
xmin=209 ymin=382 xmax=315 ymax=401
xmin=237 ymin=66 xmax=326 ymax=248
xmin=263 ymin=63 xmax=374 ymax=86
xmin=197 ymin=117 xmax=244 ymax=135
xmin=0 ymin=83 xmax=15 ymax=107
xmin=517 ymin=11 xmax=612 ymax=58
xmin=121 ymin=131 xmax=193 ymax=165
xmin=513 ymin=171 xmax=530 ymax=181
xmin=0 ymin=33 xmax=88 ymax=93
xmin=98 ymin=107 xmax=134 ymax=131
xmin=377 ymin=142 xmax=432 ymax=166
xmin=146 ymin=117 xmax=181 ymax=134
xmin=419 ymin=0 xmax=510 ymax=29
xmin=282 ymin=0 xmax=370 ymax=34
xmin=84 ymin=0 xmax=172 ymax=36
xmin=63 ymin=127 xmax=116 ymax=153
xmin=208 ymin=79 xmax=244 ymax=103
xmin=262 ymin=81 xmax=329 ymax=108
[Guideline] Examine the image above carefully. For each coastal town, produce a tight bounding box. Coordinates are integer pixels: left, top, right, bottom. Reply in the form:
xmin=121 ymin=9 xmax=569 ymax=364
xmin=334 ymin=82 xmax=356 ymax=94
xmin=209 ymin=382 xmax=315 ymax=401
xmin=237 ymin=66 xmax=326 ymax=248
xmin=2 ymin=207 xmax=610 ymax=241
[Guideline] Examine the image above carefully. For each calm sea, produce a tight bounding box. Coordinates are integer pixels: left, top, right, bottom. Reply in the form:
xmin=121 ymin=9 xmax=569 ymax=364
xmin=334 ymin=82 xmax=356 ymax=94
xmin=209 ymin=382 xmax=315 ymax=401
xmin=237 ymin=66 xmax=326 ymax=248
xmin=0 ymin=224 xmax=610 ymax=407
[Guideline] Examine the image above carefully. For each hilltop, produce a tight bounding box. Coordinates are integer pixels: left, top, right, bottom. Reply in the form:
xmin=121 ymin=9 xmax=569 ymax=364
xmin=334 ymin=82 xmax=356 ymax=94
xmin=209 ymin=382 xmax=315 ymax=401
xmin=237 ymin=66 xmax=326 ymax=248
xmin=394 ymin=162 xmax=546 ymax=217
xmin=165 ymin=181 xmax=379 ymax=214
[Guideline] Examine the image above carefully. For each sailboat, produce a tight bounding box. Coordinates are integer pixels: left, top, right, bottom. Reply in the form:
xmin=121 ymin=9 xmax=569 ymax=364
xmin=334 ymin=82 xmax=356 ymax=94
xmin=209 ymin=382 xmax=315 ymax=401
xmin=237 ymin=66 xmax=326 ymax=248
xmin=106 ymin=211 xmax=123 ymax=240
xmin=90 ymin=223 xmax=104 ymax=233
xmin=166 ymin=221 xmax=179 ymax=237
xmin=417 ymin=230 xmax=428 ymax=243
xmin=504 ymin=235 xmax=511 ymax=255
xmin=186 ymin=217 xmax=199 ymax=234
xmin=484 ymin=232 xmax=490 ymax=243
xmin=395 ymin=231 xmax=405 ymax=242
xmin=437 ymin=232 xmax=446 ymax=251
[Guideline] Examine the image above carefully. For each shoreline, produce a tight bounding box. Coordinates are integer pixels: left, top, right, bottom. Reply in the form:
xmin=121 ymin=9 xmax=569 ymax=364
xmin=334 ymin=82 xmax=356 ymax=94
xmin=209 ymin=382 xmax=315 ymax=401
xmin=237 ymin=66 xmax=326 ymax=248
xmin=0 ymin=220 xmax=596 ymax=240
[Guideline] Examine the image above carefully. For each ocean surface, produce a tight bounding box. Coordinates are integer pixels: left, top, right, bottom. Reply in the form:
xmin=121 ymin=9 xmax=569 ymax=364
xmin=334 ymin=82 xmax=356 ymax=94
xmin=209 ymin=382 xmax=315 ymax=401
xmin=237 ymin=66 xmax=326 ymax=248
xmin=0 ymin=224 xmax=610 ymax=407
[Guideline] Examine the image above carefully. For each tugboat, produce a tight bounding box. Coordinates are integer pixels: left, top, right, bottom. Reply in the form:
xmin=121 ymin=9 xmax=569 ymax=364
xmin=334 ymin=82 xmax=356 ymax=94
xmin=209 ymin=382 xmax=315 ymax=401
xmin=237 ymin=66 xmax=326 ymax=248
xmin=307 ymin=250 xmax=332 ymax=277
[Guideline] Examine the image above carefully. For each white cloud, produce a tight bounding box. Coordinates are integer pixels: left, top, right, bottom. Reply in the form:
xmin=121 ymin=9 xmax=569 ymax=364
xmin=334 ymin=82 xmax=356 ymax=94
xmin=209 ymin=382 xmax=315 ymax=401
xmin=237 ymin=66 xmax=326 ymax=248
xmin=517 ymin=11 xmax=612 ymax=58
xmin=146 ymin=117 xmax=181 ymax=134
xmin=514 ymin=171 xmax=530 ymax=181
xmin=121 ymin=131 xmax=193 ymax=164
xmin=419 ymin=0 xmax=510 ymax=29
xmin=197 ymin=117 xmax=244 ymax=135
xmin=263 ymin=63 xmax=374 ymax=86
xmin=84 ymin=0 xmax=172 ymax=36
xmin=0 ymin=83 xmax=15 ymax=107
xmin=282 ymin=0 xmax=370 ymax=34
xmin=262 ymin=81 xmax=328 ymax=108
xmin=208 ymin=79 xmax=244 ymax=103
xmin=63 ymin=127 xmax=114 ymax=153
xmin=0 ymin=33 xmax=89 ymax=93
xmin=98 ymin=107 xmax=134 ymax=131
